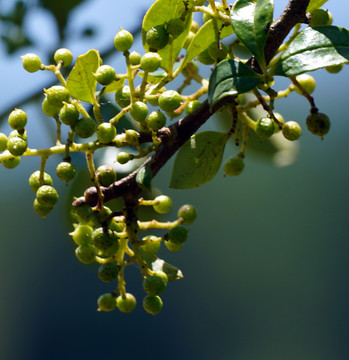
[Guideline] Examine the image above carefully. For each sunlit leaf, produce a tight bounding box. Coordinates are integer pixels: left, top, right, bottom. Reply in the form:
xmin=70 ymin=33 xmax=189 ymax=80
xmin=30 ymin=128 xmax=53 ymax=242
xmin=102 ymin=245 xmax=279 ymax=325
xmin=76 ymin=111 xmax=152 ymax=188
xmin=306 ymin=0 xmax=328 ymax=13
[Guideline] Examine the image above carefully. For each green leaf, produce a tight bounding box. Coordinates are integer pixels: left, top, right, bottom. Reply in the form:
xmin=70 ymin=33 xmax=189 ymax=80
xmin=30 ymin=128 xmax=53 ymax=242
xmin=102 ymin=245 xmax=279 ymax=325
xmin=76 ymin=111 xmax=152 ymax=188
xmin=103 ymin=78 xmax=125 ymax=94
xmin=274 ymin=26 xmax=349 ymax=77
xmin=307 ymin=0 xmax=328 ymax=13
xmin=66 ymin=49 xmax=100 ymax=103
xmin=170 ymin=131 xmax=229 ymax=189
xmin=142 ymin=0 xmax=192 ymax=72
xmin=208 ymin=59 xmax=263 ymax=110
xmin=230 ymin=0 xmax=273 ymax=70
xmin=136 ymin=166 xmax=152 ymax=191
xmin=139 ymin=249 xmax=183 ymax=281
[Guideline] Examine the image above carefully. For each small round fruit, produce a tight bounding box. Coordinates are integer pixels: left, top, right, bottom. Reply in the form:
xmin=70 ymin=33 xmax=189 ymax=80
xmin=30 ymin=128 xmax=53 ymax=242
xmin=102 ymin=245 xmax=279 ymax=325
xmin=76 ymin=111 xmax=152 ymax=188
xmin=1 ymin=152 xmax=20 ymax=169
xmin=97 ymin=293 xmax=116 ymax=312
xmin=75 ymin=245 xmax=96 ymax=264
xmin=255 ymin=117 xmax=275 ymax=140
xmin=97 ymin=262 xmax=119 ymax=283
xmin=8 ymin=130 xmax=27 ymax=140
xmin=208 ymin=42 xmax=228 ymax=62
xmin=96 ymin=165 xmax=116 ymax=187
xmin=185 ymin=100 xmax=201 ymax=114
xmin=309 ymin=9 xmax=333 ymax=27
xmin=190 ymin=20 xmax=200 ymax=33
xmin=282 ymin=121 xmax=302 ymax=141
xmin=223 ymin=156 xmax=245 ymax=176
xmin=42 ymin=97 xmax=61 ymax=117
xmin=143 ymin=295 xmax=163 ymax=315
xmin=142 ymin=235 xmax=161 ymax=254
xmin=143 ymin=274 xmax=167 ymax=296
xmin=21 ymin=53 xmax=41 ymax=73
xmin=97 ymin=123 xmax=116 ymax=144
xmin=0 ymin=133 xmax=8 ymax=152
xmin=116 ymin=293 xmax=137 ymax=313
xmin=8 ymin=109 xmax=27 ymax=130
xmin=125 ymin=129 xmax=139 ymax=146
xmin=115 ymin=86 xmax=131 ymax=108
xmin=146 ymin=110 xmax=166 ymax=131
xmin=153 ymin=195 xmax=172 ymax=214
xmin=44 ymin=85 xmax=70 ymax=108
xmin=178 ymin=204 xmax=197 ymax=224
xmin=197 ymin=48 xmax=215 ymax=65
xmin=94 ymin=65 xmax=116 ymax=86
xmin=74 ymin=117 xmax=97 ymax=139
xmin=129 ymin=51 xmax=141 ymax=65
xmin=130 ymin=101 xmax=149 ymax=123
xmin=114 ymin=29 xmax=133 ymax=52
xmin=183 ymin=31 xmax=195 ymax=49
xmin=70 ymin=224 xmax=93 ymax=246
xmin=293 ymin=74 xmax=316 ymax=95
xmin=59 ymin=103 xmax=80 ymax=126
xmin=91 ymin=227 xmax=119 ymax=252
xmin=117 ymin=151 xmax=131 ymax=164
xmin=145 ymin=25 xmax=169 ymax=50
xmin=36 ymin=185 xmax=59 ymax=207
xmin=306 ymin=112 xmax=330 ymax=139
xmin=167 ymin=18 xmax=185 ymax=38
xmin=140 ymin=52 xmax=162 ymax=73
xmin=33 ymin=198 xmax=53 ymax=218
xmin=6 ymin=136 xmax=27 ymax=156
xmin=325 ymin=64 xmax=343 ymax=74
xmin=164 ymin=240 xmax=183 ymax=252
xmin=158 ymin=90 xmax=182 ymax=112
xmin=168 ymin=226 xmax=189 ymax=245
xmin=29 ymin=171 xmax=53 ymax=193
xmin=54 ymin=48 xmax=73 ymax=67
xmin=56 ymin=161 xmax=76 ymax=183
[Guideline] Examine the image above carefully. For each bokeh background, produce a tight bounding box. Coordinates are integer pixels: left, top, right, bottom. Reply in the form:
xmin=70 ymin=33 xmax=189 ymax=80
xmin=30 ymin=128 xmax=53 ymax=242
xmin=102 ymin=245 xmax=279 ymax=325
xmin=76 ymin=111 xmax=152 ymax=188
xmin=0 ymin=1 xmax=348 ymax=359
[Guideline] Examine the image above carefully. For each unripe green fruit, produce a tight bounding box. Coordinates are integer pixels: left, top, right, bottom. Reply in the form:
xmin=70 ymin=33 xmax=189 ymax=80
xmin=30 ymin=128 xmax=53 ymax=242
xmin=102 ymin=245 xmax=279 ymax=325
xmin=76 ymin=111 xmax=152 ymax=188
xmin=29 ymin=171 xmax=53 ymax=193
xmin=185 ymin=100 xmax=201 ymax=114
xmin=143 ymin=295 xmax=163 ymax=315
xmin=0 ymin=133 xmax=8 ymax=152
xmin=167 ymin=18 xmax=185 ymax=38
xmin=96 ymin=165 xmax=116 ymax=187
xmin=97 ymin=123 xmax=116 ymax=143
xmin=1 ymin=151 xmax=21 ymax=169
xmin=117 ymin=151 xmax=131 ymax=164
xmin=164 ymin=240 xmax=183 ymax=252
xmin=168 ymin=226 xmax=189 ymax=245
xmin=146 ymin=25 xmax=169 ymax=50
xmin=129 ymin=51 xmax=141 ymax=65
xmin=309 ymin=9 xmax=333 ymax=27
xmin=306 ymin=112 xmax=330 ymax=139
xmin=91 ymin=227 xmax=119 ymax=252
xmin=42 ymin=97 xmax=61 ymax=117
xmin=146 ymin=110 xmax=166 ymax=131
xmin=207 ymin=42 xmax=228 ymax=62
xmin=33 ymin=198 xmax=53 ymax=218
xmin=93 ymin=65 xmax=116 ymax=86
xmin=9 ymin=130 xmax=27 ymax=140
xmin=130 ymin=101 xmax=149 ymax=123
xmin=116 ymin=293 xmax=137 ymax=313
xmin=282 ymin=121 xmax=302 ymax=141
xmin=8 ymin=109 xmax=27 ymax=130
xmin=7 ymin=136 xmax=27 ymax=156
xmin=293 ymin=74 xmax=316 ymax=95
xmin=153 ymin=195 xmax=172 ymax=214
xmin=44 ymin=86 xmax=70 ymax=109
xmin=21 ymin=53 xmax=42 ymax=73
xmin=56 ymin=161 xmax=76 ymax=183
xmin=125 ymin=129 xmax=139 ymax=146
xmin=154 ymin=271 xmax=168 ymax=285
xmin=115 ymin=85 xmax=131 ymax=108
xmin=74 ymin=117 xmax=97 ymax=138
xmin=143 ymin=274 xmax=167 ymax=296
xmin=224 ymin=156 xmax=245 ymax=176
xmin=190 ymin=20 xmax=200 ymax=33
xmin=36 ymin=185 xmax=59 ymax=207
xmin=54 ymin=48 xmax=73 ymax=67
xmin=178 ymin=204 xmax=197 ymax=224
xmin=70 ymin=224 xmax=93 ymax=246
xmin=273 ymin=112 xmax=285 ymax=131
xmin=197 ymin=49 xmax=215 ymax=65
xmin=75 ymin=245 xmax=96 ymax=264
xmin=158 ymin=90 xmax=182 ymax=112
xmin=97 ymin=262 xmax=119 ymax=283
xmin=255 ymin=117 xmax=275 ymax=140
xmin=59 ymin=103 xmax=80 ymax=126
xmin=114 ymin=29 xmax=133 ymax=52
xmin=142 ymin=235 xmax=161 ymax=254
xmin=183 ymin=31 xmax=195 ymax=49
xmin=97 ymin=293 xmax=116 ymax=312
xmin=140 ymin=52 xmax=162 ymax=73
xmin=325 ymin=64 xmax=343 ymax=74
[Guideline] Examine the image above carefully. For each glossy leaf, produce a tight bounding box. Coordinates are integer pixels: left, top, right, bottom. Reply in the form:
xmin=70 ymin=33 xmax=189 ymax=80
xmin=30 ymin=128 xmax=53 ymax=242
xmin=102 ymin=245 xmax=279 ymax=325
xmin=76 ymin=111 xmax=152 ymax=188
xmin=208 ymin=59 xmax=263 ymax=110
xmin=230 ymin=0 xmax=273 ymax=70
xmin=170 ymin=131 xmax=229 ymax=189
xmin=103 ymin=78 xmax=125 ymax=94
xmin=274 ymin=26 xmax=349 ymax=77
xmin=67 ymin=49 xmax=101 ymax=103
xmin=136 ymin=166 xmax=152 ymax=191
xmin=307 ymin=0 xmax=328 ymax=13
xmin=142 ymin=0 xmax=192 ymax=72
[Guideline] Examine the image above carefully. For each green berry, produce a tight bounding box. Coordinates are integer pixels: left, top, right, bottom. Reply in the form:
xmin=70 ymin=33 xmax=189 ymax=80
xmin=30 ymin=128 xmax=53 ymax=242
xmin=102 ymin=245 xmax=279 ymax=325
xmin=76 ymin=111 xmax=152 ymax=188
xmin=125 ymin=129 xmax=139 ymax=146
xmin=114 ymin=29 xmax=133 ymax=52
xmin=74 ymin=117 xmax=97 ymax=139
xmin=36 ymin=185 xmax=59 ymax=207
xmin=154 ymin=271 xmax=168 ymax=285
xmin=70 ymin=224 xmax=93 ymax=246
xmin=1 ymin=152 xmax=20 ymax=169
xmin=183 ymin=31 xmax=195 ymax=49
xmin=21 ymin=53 xmax=41 ymax=73
xmin=190 ymin=20 xmax=200 ymax=33
xmin=97 ymin=123 xmax=116 ymax=144
xmin=145 ymin=25 xmax=169 ymax=51
xmin=29 ymin=171 xmax=53 ymax=193
xmin=42 ymin=97 xmax=60 ymax=117
xmin=91 ymin=227 xmax=119 ymax=252
xmin=75 ymin=245 xmax=96 ymax=264
xmin=185 ymin=100 xmax=201 ymax=114
xmin=207 ymin=42 xmax=228 ymax=62
xmin=167 ymin=18 xmax=185 ymax=38
xmin=306 ymin=112 xmax=330 ymax=139
xmin=98 ymin=262 xmax=119 ymax=283
xmin=293 ymin=74 xmax=316 ymax=95
xmin=223 ymin=156 xmax=245 ymax=176
xmin=96 ymin=165 xmax=116 ymax=187
xmin=325 ymin=64 xmax=343 ymax=74
xmin=178 ymin=204 xmax=197 ymax=224
xmin=8 ymin=130 xmax=27 ymax=140
xmin=197 ymin=48 xmax=215 ymax=65
xmin=0 ymin=133 xmax=8 ymax=152
xmin=282 ymin=121 xmax=302 ymax=141
xmin=8 ymin=109 xmax=27 ymax=130
xmin=129 ymin=51 xmax=141 ymax=65
xmin=168 ymin=226 xmax=189 ymax=245
xmin=158 ymin=90 xmax=182 ymax=112
xmin=115 ymin=86 xmax=131 ymax=108
xmin=6 ymin=136 xmax=27 ymax=156
xmin=59 ymin=103 xmax=80 ymax=126
xmin=56 ymin=161 xmax=76 ymax=183
xmin=146 ymin=110 xmax=166 ymax=131
xmin=142 ymin=235 xmax=161 ymax=254
xmin=94 ymin=65 xmax=116 ymax=86
xmin=116 ymin=293 xmax=137 ymax=313
xmin=153 ymin=195 xmax=172 ymax=214
xmin=97 ymin=293 xmax=116 ymax=312
xmin=54 ymin=48 xmax=73 ymax=67
xmin=143 ymin=274 xmax=167 ymax=296
xmin=143 ymin=295 xmax=163 ymax=315
xmin=116 ymin=151 xmax=131 ymax=164
xmin=164 ymin=240 xmax=183 ymax=252
xmin=130 ymin=101 xmax=148 ymax=123
xmin=44 ymin=86 xmax=70 ymax=109
xmin=255 ymin=117 xmax=275 ymax=140
xmin=309 ymin=9 xmax=333 ymax=27
xmin=33 ymin=198 xmax=53 ymax=218
xmin=140 ymin=52 xmax=162 ymax=73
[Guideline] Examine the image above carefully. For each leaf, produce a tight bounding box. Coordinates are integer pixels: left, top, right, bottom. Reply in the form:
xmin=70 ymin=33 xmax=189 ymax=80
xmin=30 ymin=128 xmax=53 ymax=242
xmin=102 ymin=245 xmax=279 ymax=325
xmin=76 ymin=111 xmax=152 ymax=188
xmin=307 ymin=0 xmax=328 ymax=13
xmin=208 ymin=59 xmax=263 ymax=110
xmin=274 ymin=26 xmax=349 ymax=77
xmin=67 ymin=49 xmax=101 ymax=103
xmin=103 ymin=77 xmax=125 ymax=94
xmin=136 ymin=166 xmax=152 ymax=191
xmin=139 ymin=249 xmax=183 ymax=281
xmin=170 ymin=131 xmax=229 ymax=189
xmin=230 ymin=0 xmax=273 ymax=70
xmin=142 ymin=0 xmax=192 ymax=72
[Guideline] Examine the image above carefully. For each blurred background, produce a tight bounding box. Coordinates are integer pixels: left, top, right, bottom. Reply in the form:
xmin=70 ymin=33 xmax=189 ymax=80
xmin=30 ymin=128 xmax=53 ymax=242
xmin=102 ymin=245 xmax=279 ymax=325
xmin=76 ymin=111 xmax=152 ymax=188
xmin=0 ymin=1 xmax=348 ymax=359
